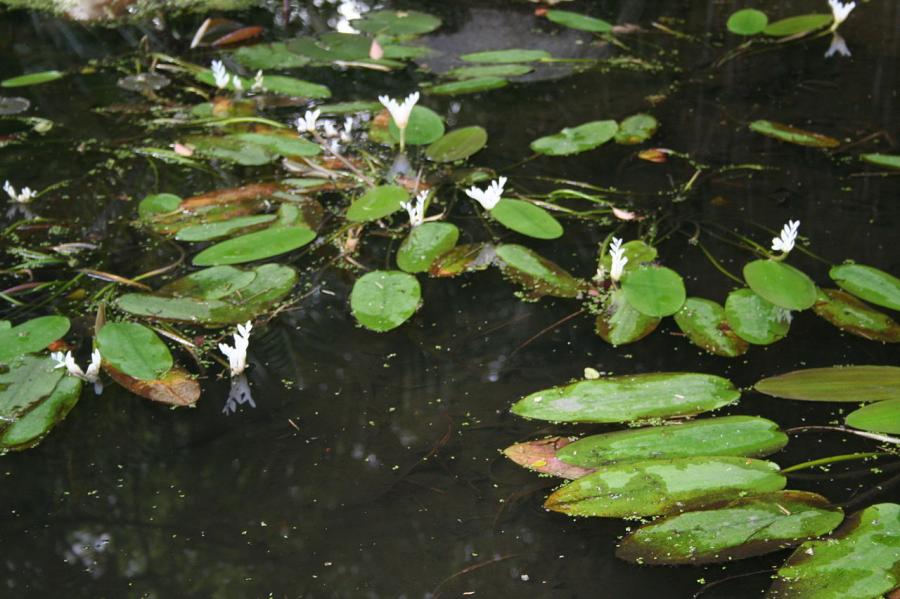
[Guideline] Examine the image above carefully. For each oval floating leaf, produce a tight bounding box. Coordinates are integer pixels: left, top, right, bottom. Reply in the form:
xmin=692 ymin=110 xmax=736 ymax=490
xmin=546 ymin=9 xmax=612 ymax=33
xmin=0 ymin=355 xmax=65 ymax=424
xmin=138 ymin=193 xmax=181 ymax=219
xmin=545 ymin=457 xmax=785 ymax=518
xmin=460 ymin=49 xmax=551 ymax=63
xmin=845 ymin=399 xmax=900 ymax=435
xmin=346 ymin=185 xmax=409 ymax=222
xmin=595 ymin=290 xmax=661 ymax=346
xmin=260 ymin=75 xmax=330 ymax=99
xmin=614 ymin=113 xmax=658 ymax=145
xmin=618 ymin=491 xmax=842 ymax=565
xmin=231 ymin=132 xmax=321 ymax=157
xmin=763 ymin=13 xmax=832 ymax=37
xmin=813 ymin=288 xmax=900 ymax=343
xmin=531 ymin=120 xmax=619 ymax=156
xmin=755 ymin=365 xmax=900 ymax=402
xmin=727 ymin=8 xmax=769 ymax=35
xmin=768 ymin=503 xmax=900 ymax=598
xmin=598 ymin=240 xmax=657 ymax=274
xmin=558 ymin=416 xmax=787 ymax=468
xmin=749 ymin=120 xmax=840 ymax=148
xmin=175 ymin=214 xmax=277 ymax=242
xmin=387 ymin=106 xmax=444 ymax=145
xmin=350 ymin=271 xmax=421 ymax=332
xmin=192 ymin=227 xmax=316 ymax=266
xmin=495 ymin=244 xmax=582 ymax=299
xmin=0 ymin=316 xmax=70 ymax=364
xmin=161 ymin=265 xmax=256 ymax=300
xmin=0 ymin=376 xmax=81 ymax=452
xmin=861 ymin=153 xmax=900 ymax=170
xmin=2 ymin=70 xmax=64 ymax=88
xmin=744 ymin=259 xmax=817 ymax=311
xmin=0 ymin=96 xmax=30 ymax=115
xmin=829 ymin=263 xmax=900 ymax=311
xmin=725 ymin=288 xmax=791 ymax=345
xmin=674 ymin=297 xmax=749 ymax=357
xmin=427 ymin=77 xmax=508 ymax=96
xmin=352 ymin=9 xmax=441 ymax=35
xmin=503 ymin=436 xmax=595 ymax=480
xmin=429 ymin=243 xmax=495 ymax=277
xmin=622 ymin=266 xmax=686 ymax=317
xmin=425 ymin=126 xmax=488 ymax=162
xmin=491 ymin=199 xmax=564 ymax=240
xmin=511 ymin=372 xmax=740 ymax=423
xmin=96 ymin=322 xmax=173 ymax=381
xmin=185 ymin=135 xmax=275 ymax=165
xmin=397 ymin=222 xmax=459 ymax=273
xmin=233 ymin=42 xmax=310 ymax=69
xmin=445 ymin=64 xmax=533 ymax=79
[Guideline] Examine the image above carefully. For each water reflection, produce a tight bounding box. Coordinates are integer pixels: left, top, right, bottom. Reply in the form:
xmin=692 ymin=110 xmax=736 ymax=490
xmin=222 ymin=373 xmax=255 ymax=414
xmin=825 ymin=32 xmax=852 ymax=57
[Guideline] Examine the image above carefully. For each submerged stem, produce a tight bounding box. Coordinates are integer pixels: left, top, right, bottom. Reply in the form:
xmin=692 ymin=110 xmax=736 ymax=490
xmin=781 ymin=452 xmax=889 ymax=474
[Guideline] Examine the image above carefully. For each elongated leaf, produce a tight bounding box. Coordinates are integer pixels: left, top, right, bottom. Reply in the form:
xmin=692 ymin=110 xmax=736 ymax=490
xmin=96 ymin=322 xmax=172 ymax=381
xmin=727 ymin=8 xmax=769 ymax=35
xmin=1 ymin=70 xmax=63 ymax=88
xmin=545 ymin=457 xmax=785 ymax=518
xmin=186 ymin=135 xmax=274 ymax=165
xmin=346 ymin=185 xmax=408 ymax=222
xmin=231 ymin=132 xmax=321 ymax=157
xmin=614 ymin=113 xmax=658 ymax=145
xmin=387 ymin=106 xmax=444 ymax=145
xmin=861 ymin=153 xmax=900 ymax=170
xmin=192 ymin=227 xmax=316 ymax=266
xmin=503 ymin=437 xmax=595 ymax=479
xmin=106 ymin=365 xmax=199 ymax=407
xmin=233 ymin=42 xmax=310 ymax=69
xmin=531 ymin=120 xmax=618 ymax=156
xmin=491 ymin=199 xmax=564 ymax=240
xmin=397 ymin=222 xmax=459 ymax=273
xmin=622 ymin=266 xmax=686 ymax=317
xmin=175 ymin=214 xmax=277 ymax=242
xmin=425 ymin=127 xmax=487 ymax=162
xmin=427 ymin=77 xmax=508 ymax=96
xmin=595 ymin=290 xmax=661 ymax=346
xmin=0 ymin=355 xmax=65 ymax=423
xmin=768 ymin=503 xmax=900 ymax=598
xmin=260 ymin=75 xmax=330 ymax=99
xmin=618 ymin=491 xmax=843 ymax=565
xmin=829 ymin=263 xmax=900 ymax=311
xmin=725 ymin=288 xmax=791 ymax=345
xmin=813 ymin=288 xmax=900 ymax=343
xmin=744 ymin=260 xmax=817 ymax=311
xmin=755 ymin=365 xmax=900 ymax=402
xmin=351 ymin=9 xmax=441 ymax=35
xmin=445 ymin=65 xmax=532 ymax=79
xmin=511 ymin=372 xmax=740 ymax=423
xmin=495 ymin=244 xmax=582 ymax=299
xmin=557 ymin=416 xmax=787 ymax=467
xmin=350 ymin=271 xmax=421 ymax=332
xmin=846 ymin=399 xmax=900 ymax=435
xmin=675 ymin=297 xmax=749 ymax=357
xmin=749 ymin=120 xmax=839 ymax=148
xmin=0 ymin=376 xmax=81 ymax=451
xmin=0 ymin=316 xmax=70 ymax=364
xmin=460 ymin=49 xmax=551 ymax=63
xmin=546 ymin=9 xmax=612 ymax=33
xmin=763 ymin=13 xmax=832 ymax=36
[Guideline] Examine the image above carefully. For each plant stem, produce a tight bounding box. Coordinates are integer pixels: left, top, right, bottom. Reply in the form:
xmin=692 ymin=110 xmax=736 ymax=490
xmin=781 ymin=451 xmax=889 ymax=474
xmin=785 ymin=425 xmax=900 ymax=445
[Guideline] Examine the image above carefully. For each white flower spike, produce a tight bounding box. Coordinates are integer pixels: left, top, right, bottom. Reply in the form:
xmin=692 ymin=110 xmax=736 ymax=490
xmin=340 ymin=117 xmax=354 ymax=143
xmin=231 ymin=74 xmax=243 ymax=92
xmin=322 ymin=120 xmax=339 ymax=138
xmin=465 ymin=176 xmax=507 ymax=211
xmin=3 ymin=181 xmax=36 ymax=203
xmin=296 ymin=109 xmax=321 ymax=135
xmin=828 ymin=0 xmax=856 ymax=30
xmin=771 ymin=219 xmax=800 ymax=255
xmin=211 ymin=60 xmax=230 ymax=89
xmin=219 ymin=321 xmax=252 ymax=377
xmin=378 ymin=92 xmax=419 ymax=150
xmin=52 ymin=349 xmax=103 ymax=394
xmin=609 ymin=237 xmax=629 ymax=282
xmin=252 ymin=70 xmax=265 ymax=92
xmin=401 ymin=190 xmax=428 ymax=227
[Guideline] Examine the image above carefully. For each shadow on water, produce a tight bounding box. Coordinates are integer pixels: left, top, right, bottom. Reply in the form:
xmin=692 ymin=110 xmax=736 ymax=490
xmin=0 ymin=0 xmax=898 ymax=597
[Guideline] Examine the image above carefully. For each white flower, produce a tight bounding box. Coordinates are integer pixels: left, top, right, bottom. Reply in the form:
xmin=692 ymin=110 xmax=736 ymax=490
xmin=52 ymin=349 xmax=103 ymax=394
xmin=465 ymin=176 xmax=507 ymax=211
xmin=609 ymin=237 xmax=628 ymax=282
xmin=296 ymin=109 xmax=320 ymax=135
xmin=252 ymin=70 xmax=265 ymax=92
xmin=401 ymin=190 xmax=428 ymax=227
xmin=828 ymin=0 xmax=856 ymax=29
xmin=378 ymin=92 xmax=419 ymax=130
xmin=3 ymin=180 xmax=36 ymax=203
xmin=340 ymin=117 xmax=354 ymax=143
xmin=211 ymin=60 xmax=230 ymax=89
xmin=771 ymin=219 xmax=800 ymax=254
xmin=825 ymin=33 xmax=852 ymax=57
xmin=322 ymin=120 xmax=339 ymax=138
xmin=219 ymin=321 xmax=252 ymax=377
xmin=231 ymin=74 xmax=243 ymax=92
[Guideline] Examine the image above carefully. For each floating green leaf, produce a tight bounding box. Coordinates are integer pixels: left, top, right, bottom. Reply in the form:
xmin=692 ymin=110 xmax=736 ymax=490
xmin=725 ymin=288 xmax=791 ymax=345
xmin=233 ymin=42 xmax=310 ymax=69
xmin=495 ymin=244 xmax=582 ymax=299
xmin=160 ymin=265 xmax=256 ymax=300
xmin=727 ymin=9 xmax=769 ymax=35
xmin=531 ymin=120 xmax=619 ymax=156
xmin=0 ymin=376 xmax=81 ymax=452
xmin=768 ymin=503 xmax=900 ymax=598
xmin=138 ymin=193 xmax=181 ymax=219
xmin=845 ymin=399 xmax=900 ymax=435
xmin=185 ymin=135 xmax=274 ymax=165
xmin=618 ymin=491 xmax=843 ymax=565
xmin=491 ymin=199 xmax=564 ymax=240
xmin=0 ymin=316 xmax=70 ymax=365
xmin=230 ymin=132 xmax=321 ymax=157
xmin=763 ymin=13 xmax=832 ymax=37
xmin=397 ymin=222 xmax=459 ymax=273
xmin=546 ymin=9 xmax=613 ymax=33
xmin=749 ymin=120 xmax=840 ymax=148
xmin=755 ymin=365 xmax=900 ymax=402
xmin=511 ymin=372 xmax=740 ymax=423
xmin=674 ymin=297 xmax=749 ymax=357
xmin=558 ymin=416 xmax=787 ymax=468
xmin=829 ymin=263 xmax=900 ymax=311
xmin=192 ymin=227 xmax=316 ymax=266
xmin=96 ymin=322 xmax=173 ymax=381
xmin=1 ymin=70 xmax=64 ymax=88
xmin=599 ymin=240 xmax=658 ymax=274
xmin=595 ymin=290 xmax=661 ymax=346
xmin=427 ymin=77 xmax=509 ymax=96
xmin=351 ymin=10 xmax=442 ymax=35
xmin=813 ymin=288 xmax=900 ymax=343
xmin=425 ymin=127 xmax=488 ymax=162
xmin=288 ymin=33 xmax=369 ymax=62
xmin=861 ymin=153 xmax=900 ymax=170
xmin=350 ymin=271 xmax=421 ymax=332
xmin=445 ymin=64 xmax=533 ymax=79
xmin=346 ymin=185 xmax=408 ymax=222
xmin=545 ymin=457 xmax=785 ymax=518
xmin=744 ymin=259 xmax=817 ymax=311
xmin=260 ymin=75 xmax=331 ymax=99
xmin=429 ymin=243 xmax=494 ymax=277
xmin=317 ymin=100 xmax=382 ymax=114
xmin=614 ymin=114 xmax=658 ymax=145
xmin=175 ymin=214 xmax=277 ymax=242
xmin=0 ymin=355 xmax=65 ymax=424
xmin=622 ymin=266 xmax=686 ymax=317
xmin=387 ymin=106 xmax=445 ymax=145
xmin=460 ymin=49 xmax=551 ymax=63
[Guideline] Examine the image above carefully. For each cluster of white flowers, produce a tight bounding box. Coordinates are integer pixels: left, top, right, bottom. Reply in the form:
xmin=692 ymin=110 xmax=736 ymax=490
xmin=828 ymin=0 xmax=855 ymax=29
xmin=401 ymin=190 xmax=429 ymax=227
xmin=211 ymin=59 xmax=230 ymax=89
xmin=296 ymin=109 xmax=320 ymax=134
xmin=210 ymin=60 xmax=264 ymax=93
xmin=219 ymin=321 xmax=252 ymax=377
xmin=609 ymin=237 xmax=628 ymax=282
xmin=52 ymin=349 xmax=103 ymax=394
xmin=465 ymin=176 xmax=507 ymax=211
xmin=771 ymin=220 xmax=800 ymax=255
xmin=4 ymin=180 xmax=36 ymax=203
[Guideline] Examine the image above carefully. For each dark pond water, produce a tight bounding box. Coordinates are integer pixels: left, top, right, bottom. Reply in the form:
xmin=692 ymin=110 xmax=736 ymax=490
xmin=1 ymin=1 xmax=898 ymax=597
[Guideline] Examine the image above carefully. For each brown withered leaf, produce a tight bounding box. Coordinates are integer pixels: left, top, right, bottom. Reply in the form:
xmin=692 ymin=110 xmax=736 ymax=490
xmin=504 ymin=436 xmax=596 ymax=479
xmin=105 ymin=365 xmax=200 ymax=407
xmin=179 ymin=183 xmax=281 ymax=211
xmin=211 ymin=26 xmax=264 ymax=47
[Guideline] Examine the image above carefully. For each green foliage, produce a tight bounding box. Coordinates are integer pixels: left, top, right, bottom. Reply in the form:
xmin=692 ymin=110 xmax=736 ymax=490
xmin=531 ymin=120 xmax=619 ymax=156
xmin=491 ymin=199 xmax=564 ymax=239
xmin=726 ymin=9 xmax=769 ymax=35
xmin=350 ymin=271 xmax=421 ymax=332
xmin=0 ymin=316 xmax=70 ymax=364
xmin=396 ymin=222 xmax=459 ymax=273
xmin=192 ymin=227 xmax=316 ymax=266
xmin=755 ymin=365 xmax=900 ymax=402
xmin=96 ymin=322 xmax=173 ymax=381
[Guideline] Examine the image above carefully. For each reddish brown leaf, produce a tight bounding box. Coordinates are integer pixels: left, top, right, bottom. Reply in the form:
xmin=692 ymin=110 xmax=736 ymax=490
xmin=179 ymin=183 xmax=281 ymax=211
xmin=105 ymin=365 xmax=200 ymax=407
xmin=211 ymin=26 xmax=264 ymax=47
xmin=504 ymin=436 xmax=596 ymax=479
xmin=638 ymin=148 xmax=669 ymax=163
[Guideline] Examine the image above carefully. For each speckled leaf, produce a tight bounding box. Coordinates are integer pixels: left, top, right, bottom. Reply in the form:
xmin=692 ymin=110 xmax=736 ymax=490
xmin=495 ymin=244 xmax=583 ymax=299
xmin=192 ymin=227 xmax=316 ymax=266
xmin=387 ymin=106 xmax=444 ymax=145
xmin=427 ymin=77 xmax=508 ymax=96
xmin=491 ymin=199 xmax=564 ymax=240
xmin=545 ymin=457 xmax=785 ymax=518
xmin=595 ymin=290 xmax=661 ymax=346
xmin=0 ymin=355 xmax=65 ymax=424
xmin=350 ymin=271 xmax=421 ymax=332
xmin=0 ymin=316 xmax=70 ymax=364
xmin=749 ymin=120 xmax=839 ymax=148
xmin=429 ymin=243 xmax=495 ymax=277
xmin=615 ymin=113 xmax=658 ymax=145
xmin=351 ymin=9 xmax=441 ymax=35
xmin=175 ymin=214 xmax=277 ymax=242
xmin=829 ymin=263 xmax=900 ymax=311
xmin=618 ymin=491 xmax=843 ymax=565
xmin=425 ymin=127 xmax=487 ymax=162
xmin=531 ymin=120 xmax=618 ymax=156
xmin=231 ymin=132 xmax=321 ymax=157
xmin=397 ymin=222 xmax=459 ymax=273
xmin=346 ymin=185 xmax=408 ymax=222
xmin=813 ymin=288 xmax=900 ymax=343
xmin=503 ymin=437 xmax=595 ymax=479
xmin=744 ymin=260 xmax=817 ymax=311
xmin=186 ymin=135 xmax=275 ymax=165
xmin=0 ymin=376 xmax=81 ymax=452
xmin=511 ymin=372 xmax=740 ymax=423
xmin=622 ymin=266 xmax=686 ymax=317
xmin=598 ymin=240 xmax=657 ymax=274
xmin=96 ymin=322 xmax=172 ymax=381
xmin=846 ymin=399 xmax=900 ymax=435
xmin=755 ymin=365 xmax=900 ymax=402
xmin=725 ymin=288 xmax=791 ymax=345
xmin=675 ymin=297 xmax=750 ymax=357
xmin=161 ymin=265 xmax=256 ymax=300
